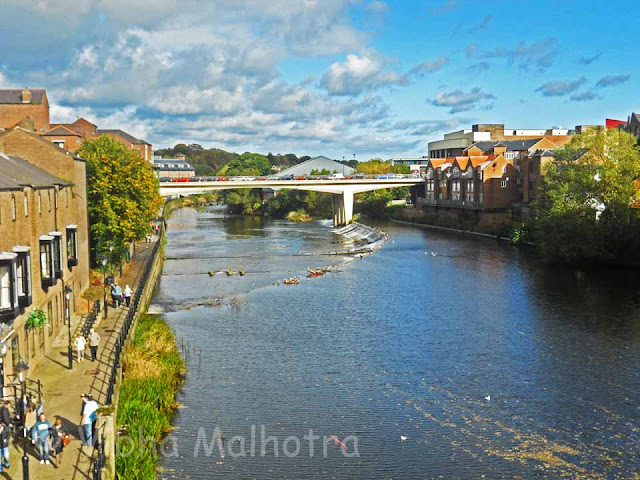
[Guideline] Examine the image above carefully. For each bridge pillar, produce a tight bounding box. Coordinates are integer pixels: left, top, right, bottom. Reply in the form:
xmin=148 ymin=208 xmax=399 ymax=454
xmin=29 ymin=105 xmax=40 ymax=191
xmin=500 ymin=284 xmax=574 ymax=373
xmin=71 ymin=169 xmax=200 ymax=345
xmin=332 ymin=191 xmax=354 ymax=227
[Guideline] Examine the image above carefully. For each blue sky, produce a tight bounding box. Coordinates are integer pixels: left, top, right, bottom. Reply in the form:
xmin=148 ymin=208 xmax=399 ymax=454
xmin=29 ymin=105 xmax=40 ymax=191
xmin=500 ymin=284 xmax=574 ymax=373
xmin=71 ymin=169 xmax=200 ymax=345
xmin=0 ymin=0 xmax=636 ymax=159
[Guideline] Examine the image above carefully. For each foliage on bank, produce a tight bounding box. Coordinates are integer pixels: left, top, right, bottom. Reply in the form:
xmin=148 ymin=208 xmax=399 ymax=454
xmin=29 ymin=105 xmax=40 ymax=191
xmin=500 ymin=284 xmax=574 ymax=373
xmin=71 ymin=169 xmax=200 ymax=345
xmin=80 ymin=136 xmax=163 ymax=263
xmin=116 ymin=314 xmax=185 ymax=480
xmin=535 ymin=129 xmax=640 ymax=264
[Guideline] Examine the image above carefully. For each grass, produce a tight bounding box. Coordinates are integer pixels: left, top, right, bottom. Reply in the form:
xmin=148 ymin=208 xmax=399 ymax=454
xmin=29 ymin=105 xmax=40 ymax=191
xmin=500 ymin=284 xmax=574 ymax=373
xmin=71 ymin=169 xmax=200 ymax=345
xmin=115 ymin=314 xmax=185 ymax=480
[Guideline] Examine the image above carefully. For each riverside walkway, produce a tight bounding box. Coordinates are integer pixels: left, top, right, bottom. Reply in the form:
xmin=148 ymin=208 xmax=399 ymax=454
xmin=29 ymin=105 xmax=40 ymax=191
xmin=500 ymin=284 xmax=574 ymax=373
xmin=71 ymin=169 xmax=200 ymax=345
xmin=5 ymin=238 xmax=157 ymax=480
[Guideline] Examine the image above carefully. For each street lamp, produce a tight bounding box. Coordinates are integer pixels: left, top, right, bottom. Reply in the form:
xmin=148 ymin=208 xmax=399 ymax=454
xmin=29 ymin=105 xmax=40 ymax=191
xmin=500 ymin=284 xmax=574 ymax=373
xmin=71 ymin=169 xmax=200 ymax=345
xmin=15 ymin=358 xmax=29 ymax=480
xmin=102 ymin=256 xmax=108 ymax=319
xmin=65 ymin=285 xmax=73 ymax=370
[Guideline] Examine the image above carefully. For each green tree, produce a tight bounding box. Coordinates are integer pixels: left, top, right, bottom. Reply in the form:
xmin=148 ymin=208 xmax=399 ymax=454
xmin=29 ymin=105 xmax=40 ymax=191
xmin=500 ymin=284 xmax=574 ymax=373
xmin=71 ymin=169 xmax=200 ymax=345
xmin=80 ymin=136 xmax=163 ymax=263
xmin=220 ymin=152 xmax=271 ymax=176
xmin=537 ymin=128 xmax=640 ymax=263
xmin=310 ymin=168 xmax=331 ymax=175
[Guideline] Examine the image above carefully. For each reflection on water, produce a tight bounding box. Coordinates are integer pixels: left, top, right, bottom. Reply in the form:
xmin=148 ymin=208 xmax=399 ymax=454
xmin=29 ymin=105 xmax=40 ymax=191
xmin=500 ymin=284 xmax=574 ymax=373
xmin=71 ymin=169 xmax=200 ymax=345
xmin=156 ymin=206 xmax=640 ymax=479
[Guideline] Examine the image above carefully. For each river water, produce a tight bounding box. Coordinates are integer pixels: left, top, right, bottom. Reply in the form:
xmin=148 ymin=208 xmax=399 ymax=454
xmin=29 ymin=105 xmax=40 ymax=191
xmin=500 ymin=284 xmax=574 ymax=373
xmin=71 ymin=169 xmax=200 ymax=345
xmin=154 ymin=206 xmax=640 ymax=479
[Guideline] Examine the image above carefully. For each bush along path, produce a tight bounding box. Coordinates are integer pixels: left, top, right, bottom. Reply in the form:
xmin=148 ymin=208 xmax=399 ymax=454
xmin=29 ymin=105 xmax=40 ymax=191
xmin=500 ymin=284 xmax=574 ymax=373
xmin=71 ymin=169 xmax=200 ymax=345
xmin=116 ymin=314 xmax=185 ymax=480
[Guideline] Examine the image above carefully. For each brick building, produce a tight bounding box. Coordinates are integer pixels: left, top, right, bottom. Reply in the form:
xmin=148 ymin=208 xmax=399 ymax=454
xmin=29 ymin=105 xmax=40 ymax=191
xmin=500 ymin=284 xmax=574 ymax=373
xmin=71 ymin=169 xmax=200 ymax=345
xmin=45 ymin=118 xmax=153 ymax=162
xmin=0 ymin=86 xmax=153 ymax=161
xmin=417 ymin=136 xmax=573 ymax=224
xmin=0 ymin=127 xmax=89 ymax=392
xmin=0 ymin=89 xmax=50 ymax=133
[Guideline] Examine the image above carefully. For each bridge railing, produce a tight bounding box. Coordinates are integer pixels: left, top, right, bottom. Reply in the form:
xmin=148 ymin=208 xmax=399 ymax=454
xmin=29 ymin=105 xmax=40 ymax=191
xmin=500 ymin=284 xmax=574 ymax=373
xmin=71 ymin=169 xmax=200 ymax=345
xmin=160 ymin=173 xmax=425 ymax=183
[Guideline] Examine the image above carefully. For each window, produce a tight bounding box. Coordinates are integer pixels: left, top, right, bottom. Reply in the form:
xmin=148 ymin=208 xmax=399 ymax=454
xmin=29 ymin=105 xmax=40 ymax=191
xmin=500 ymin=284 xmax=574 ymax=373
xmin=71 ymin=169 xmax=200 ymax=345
xmin=37 ymin=193 xmax=42 ymax=214
xmin=501 ymin=180 xmax=507 ymax=188
xmin=0 ymin=253 xmax=19 ymax=322
xmin=502 ymin=166 xmax=507 ymax=173
xmin=53 ymin=140 xmax=65 ymax=149
xmin=23 ymin=194 xmax=28 ymax=217
xmin=65 ymin=188 xmax=69 ymax=207
xmin=13 ymin=246 xmax=31 ymax=308
xmin=50 ymin=232 xmax=63 ymax=279
xmin=47 ymin=191 xmax=51 ymax=211
xmin=54 ymin=190 xmax=58 ymax=209
xmin=66 ymin=225 xmax=78 ymax=268
xmin=466 ymin=179 xmax=474 ymax=193
xmin=39 ymin=235 xmax=55 ymax=288
xmin=11 ymin=196 xmax=16 ymax=220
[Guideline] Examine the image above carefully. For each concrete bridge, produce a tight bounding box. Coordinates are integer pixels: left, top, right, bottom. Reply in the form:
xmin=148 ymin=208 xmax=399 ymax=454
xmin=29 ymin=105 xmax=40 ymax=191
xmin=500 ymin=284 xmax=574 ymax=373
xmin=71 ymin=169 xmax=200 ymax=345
xmin=159 ymin=178 xmax=421 ymax=226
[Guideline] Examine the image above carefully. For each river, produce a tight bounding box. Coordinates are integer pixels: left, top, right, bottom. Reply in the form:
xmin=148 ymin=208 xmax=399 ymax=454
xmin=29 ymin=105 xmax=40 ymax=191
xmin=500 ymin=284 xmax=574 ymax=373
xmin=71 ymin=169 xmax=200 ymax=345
xmin=154 ymin=205 xmax=640 ymax=479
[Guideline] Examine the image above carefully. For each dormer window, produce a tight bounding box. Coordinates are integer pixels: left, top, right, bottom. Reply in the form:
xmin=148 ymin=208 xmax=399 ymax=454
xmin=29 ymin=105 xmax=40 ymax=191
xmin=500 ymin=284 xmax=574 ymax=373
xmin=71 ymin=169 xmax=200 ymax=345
xmin=49 ymin=231 xmax=63 ymax=279
xmin=0 ymin=252 xmax=19 ymax=322
xmin=13 ymin=246 xmax=32 ymax=308
xmin=66 ymin=225 xmax=78 ymax=268
xmin=40 ymin=235 xmax=55 ymax=288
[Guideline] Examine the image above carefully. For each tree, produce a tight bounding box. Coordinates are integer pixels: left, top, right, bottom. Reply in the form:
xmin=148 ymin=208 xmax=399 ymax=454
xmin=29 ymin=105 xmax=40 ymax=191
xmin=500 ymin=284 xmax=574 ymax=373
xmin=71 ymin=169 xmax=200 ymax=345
xmin=80 ymin=136 xmax=163 ymax=263
xmin=355 ymin=159 xmax=409 ymax=174
xmin=219 ymin=152 xmax=271 ymax=176
xmin=310 ymin=168 xmax=331 ymax=175
xmin=537 ymin=128 xmax=640 ymax=263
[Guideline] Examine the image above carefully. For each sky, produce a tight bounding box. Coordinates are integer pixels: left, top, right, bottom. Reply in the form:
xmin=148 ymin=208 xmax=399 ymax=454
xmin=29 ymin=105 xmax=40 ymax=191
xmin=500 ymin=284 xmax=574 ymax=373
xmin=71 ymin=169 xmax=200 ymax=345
xmin=1 ymin=0 xmax=637 ymax=160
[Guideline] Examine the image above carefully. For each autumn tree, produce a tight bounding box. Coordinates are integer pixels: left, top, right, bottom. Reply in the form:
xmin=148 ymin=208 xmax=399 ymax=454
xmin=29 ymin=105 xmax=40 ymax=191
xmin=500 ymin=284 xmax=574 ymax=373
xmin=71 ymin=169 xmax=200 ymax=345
xmin=80 ymin=136 xmax=163 ymax=264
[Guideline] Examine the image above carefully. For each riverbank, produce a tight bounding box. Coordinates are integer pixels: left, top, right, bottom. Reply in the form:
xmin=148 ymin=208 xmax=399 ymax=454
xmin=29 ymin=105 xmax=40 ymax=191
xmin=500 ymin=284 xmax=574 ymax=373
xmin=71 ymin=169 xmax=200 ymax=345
xmin=116 ymin=314 xmax=185 ymax=480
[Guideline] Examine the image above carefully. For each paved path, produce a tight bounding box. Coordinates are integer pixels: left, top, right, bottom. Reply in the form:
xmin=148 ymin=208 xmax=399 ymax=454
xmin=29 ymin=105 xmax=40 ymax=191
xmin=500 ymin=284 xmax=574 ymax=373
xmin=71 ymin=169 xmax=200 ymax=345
xmin=4 ymin=241 xmax=156 ymax=480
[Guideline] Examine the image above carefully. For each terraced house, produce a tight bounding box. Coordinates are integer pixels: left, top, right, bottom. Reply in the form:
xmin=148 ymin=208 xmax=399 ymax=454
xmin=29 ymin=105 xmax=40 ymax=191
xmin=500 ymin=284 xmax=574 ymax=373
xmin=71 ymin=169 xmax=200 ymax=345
xmin=418 ymin=135 xmax=573 ymax=225
xmin=0 ymin=127 xmax=89 ymax=395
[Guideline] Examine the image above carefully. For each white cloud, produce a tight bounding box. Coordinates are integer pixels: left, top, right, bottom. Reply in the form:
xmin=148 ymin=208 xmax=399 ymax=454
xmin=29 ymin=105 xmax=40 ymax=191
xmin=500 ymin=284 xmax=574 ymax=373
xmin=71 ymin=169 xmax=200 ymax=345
xmin=320 ymin=53 xmax=446 ymax=96
xmin=536 ymin=77 xmax=586 ymax=97
xmin=431 ymin=88 xmax=495 ymax=113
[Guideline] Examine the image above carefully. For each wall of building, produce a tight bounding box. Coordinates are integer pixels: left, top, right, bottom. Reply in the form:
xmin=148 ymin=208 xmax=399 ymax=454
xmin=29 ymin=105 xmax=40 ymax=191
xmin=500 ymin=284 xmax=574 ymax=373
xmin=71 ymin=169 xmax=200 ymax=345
xmin=43 ymin=135 xmax=84 ymax=153
xmin=0 ymin=97 xmax=50 ymax=133
xmin=0 ymin=129 xmax=90 ymax=387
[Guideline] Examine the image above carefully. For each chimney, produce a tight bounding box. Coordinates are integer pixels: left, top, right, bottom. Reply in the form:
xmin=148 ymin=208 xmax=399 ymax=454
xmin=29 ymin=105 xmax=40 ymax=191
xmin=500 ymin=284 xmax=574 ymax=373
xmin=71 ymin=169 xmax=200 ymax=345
xmin=21 ymin=88 xmax=32 ymax=104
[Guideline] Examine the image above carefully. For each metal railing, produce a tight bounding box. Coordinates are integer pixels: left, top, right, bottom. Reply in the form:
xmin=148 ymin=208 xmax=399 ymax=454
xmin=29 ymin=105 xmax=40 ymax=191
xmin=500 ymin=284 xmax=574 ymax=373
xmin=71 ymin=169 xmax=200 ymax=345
xmin=92 ymin=423 xmax=107 ymax=480
xmin=105 ymin=220 xmax=164 ymax=406
xmin=78 ymin=300 xmax=101 ymax=338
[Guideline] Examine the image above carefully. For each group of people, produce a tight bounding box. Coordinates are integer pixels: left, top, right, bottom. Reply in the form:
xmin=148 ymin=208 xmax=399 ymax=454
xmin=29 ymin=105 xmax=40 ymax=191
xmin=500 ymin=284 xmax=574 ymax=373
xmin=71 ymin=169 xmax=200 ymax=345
xmin=110 ymin=282 xmax=133 ymax=308
xmin=73 ymin=328 xmax=101 ymax=363
xmin=0 ymin=393 xmax=101 ymax=469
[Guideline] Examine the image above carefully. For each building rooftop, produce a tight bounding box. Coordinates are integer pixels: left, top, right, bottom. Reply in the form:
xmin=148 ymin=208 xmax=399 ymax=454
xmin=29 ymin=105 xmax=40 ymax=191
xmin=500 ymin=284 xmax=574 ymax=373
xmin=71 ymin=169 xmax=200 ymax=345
xmin=275 ymin=156 xmax=355 ymax=177
xmin=0 ymin=89 xmax=46 ymax=104
xmin=97 ymin=129 xmax=149 ymax=145
xmin=465 ymin=139 xmax=544 ymax=153
xmin=42 ymin=125 xmax=82 ymax=137
xmin=0 ymin=153 xmax=70 ymax=191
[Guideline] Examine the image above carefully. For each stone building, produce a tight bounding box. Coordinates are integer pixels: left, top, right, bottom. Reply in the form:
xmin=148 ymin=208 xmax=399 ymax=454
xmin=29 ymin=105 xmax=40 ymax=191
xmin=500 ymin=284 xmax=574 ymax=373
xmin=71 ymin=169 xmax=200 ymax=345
xmin=0 ymin=127 xmax=89 ymax=393
xmin=0 ymin=89 xmax=50 ymax=133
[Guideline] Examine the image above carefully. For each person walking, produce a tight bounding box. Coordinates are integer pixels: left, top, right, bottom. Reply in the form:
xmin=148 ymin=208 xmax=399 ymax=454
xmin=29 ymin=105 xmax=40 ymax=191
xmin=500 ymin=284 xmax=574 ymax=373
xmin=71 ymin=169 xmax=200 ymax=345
xmin=50 ymin=418 xmax=68 ymax=466
xmin=31 ymin=412 xmax=51 ymax=464
xmin=88 ymin=328 xmax=100 ymax=362
xmin=124 ymin=284 xmax=132 ymax=307
xmin=0 ymin=401 xmax=11 ymax=429
xmin=114 ymin=283 xmax=123 ymax=308
xmin=74 ymin=332 xmax=87 ymax=362
xmin=0 ymin=423 xmax=10 ymax=471
xmin=81 ymin=395 xmax=98 ymax=446
xmin=111 ymin=283 xmax=120 ymax=308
